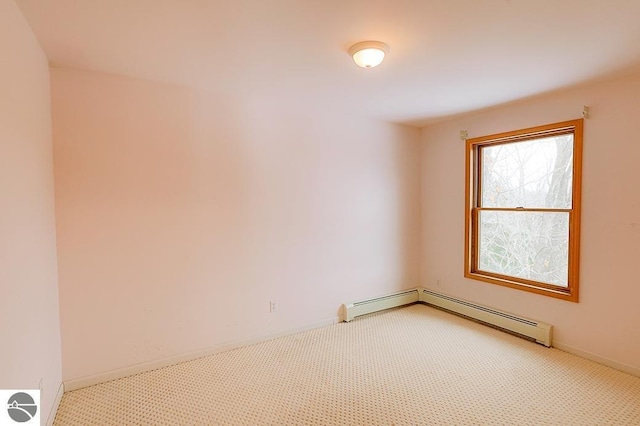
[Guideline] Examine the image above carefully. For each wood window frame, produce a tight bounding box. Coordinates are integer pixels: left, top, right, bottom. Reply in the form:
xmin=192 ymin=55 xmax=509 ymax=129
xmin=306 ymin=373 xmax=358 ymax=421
xmin=464 ymin=119 xmax=583 ymax=302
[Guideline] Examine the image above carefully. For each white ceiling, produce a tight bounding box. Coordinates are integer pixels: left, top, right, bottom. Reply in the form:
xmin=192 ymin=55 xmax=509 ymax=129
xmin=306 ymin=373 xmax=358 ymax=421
xmin=16 ymin=0 xmax=640 ymax=126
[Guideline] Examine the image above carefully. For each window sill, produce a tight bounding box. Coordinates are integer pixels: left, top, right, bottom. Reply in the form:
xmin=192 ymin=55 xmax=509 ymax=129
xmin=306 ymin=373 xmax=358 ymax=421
xmin=465 ymin=271 xmax=578 ymax=302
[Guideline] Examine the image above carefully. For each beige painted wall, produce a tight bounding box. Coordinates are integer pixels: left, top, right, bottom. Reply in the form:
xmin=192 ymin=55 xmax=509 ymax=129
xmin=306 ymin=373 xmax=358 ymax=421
xmin=420 ymin=72 xmax=640 ymax=371
xmin=51 ymin=67 xmax=421 ymax=381
xmin=0 ymin=0 xmax=62 ymax=421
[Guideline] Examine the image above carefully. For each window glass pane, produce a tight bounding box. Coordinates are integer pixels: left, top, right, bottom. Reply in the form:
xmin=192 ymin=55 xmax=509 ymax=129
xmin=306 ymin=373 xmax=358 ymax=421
xmin=478 ymin=210 xmax=569 ymax=287
xmin=481 ymin=135 xmax=573 ymax=209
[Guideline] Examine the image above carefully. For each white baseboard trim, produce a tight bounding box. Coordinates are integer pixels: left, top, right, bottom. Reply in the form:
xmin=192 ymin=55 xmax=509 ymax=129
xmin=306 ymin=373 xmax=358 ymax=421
xmin=553 ymin=341 xmax=640 ymax=378
xmin=64 ymin=316 xmax=340 ymax=392
xmin=46 ymin=381 xmax=64 ymax=426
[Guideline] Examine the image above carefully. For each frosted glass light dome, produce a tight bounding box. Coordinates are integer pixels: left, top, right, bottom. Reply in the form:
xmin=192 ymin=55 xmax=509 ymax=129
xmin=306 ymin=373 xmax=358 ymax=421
xmin=349 ymin=41 xmax=389 ymax=68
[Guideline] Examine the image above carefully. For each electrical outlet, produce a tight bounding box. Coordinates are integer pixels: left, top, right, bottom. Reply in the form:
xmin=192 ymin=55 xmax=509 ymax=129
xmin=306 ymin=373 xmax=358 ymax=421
xmin=270 ymin=301 xmax=277 ymax=313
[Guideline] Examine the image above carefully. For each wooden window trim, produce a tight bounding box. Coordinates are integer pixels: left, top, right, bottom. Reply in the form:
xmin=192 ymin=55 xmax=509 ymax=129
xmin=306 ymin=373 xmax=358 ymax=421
xmin=464 ymin=119 xmax=583 ymax=302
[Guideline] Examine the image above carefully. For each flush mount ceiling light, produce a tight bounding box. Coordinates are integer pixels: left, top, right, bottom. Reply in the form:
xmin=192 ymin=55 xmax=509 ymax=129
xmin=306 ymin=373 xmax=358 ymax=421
xmin=348 ymin=41 xmax=389 ymax=69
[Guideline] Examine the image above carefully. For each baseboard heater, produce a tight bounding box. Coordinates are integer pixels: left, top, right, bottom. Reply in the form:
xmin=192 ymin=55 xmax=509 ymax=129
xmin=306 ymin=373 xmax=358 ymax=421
xmin=342 ymin=287 xmax=552 ymax=347
xmin=342 ymin=288 xmax=420 ymax=322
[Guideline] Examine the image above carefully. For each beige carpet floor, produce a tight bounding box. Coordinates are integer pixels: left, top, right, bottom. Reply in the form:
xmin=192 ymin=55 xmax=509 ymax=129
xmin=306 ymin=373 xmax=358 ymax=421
xmin=54 ymin=304 xmax=640 ymax=425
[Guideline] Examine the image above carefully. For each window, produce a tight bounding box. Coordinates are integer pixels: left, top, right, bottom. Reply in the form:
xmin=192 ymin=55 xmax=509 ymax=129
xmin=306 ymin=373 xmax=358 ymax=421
xmin=465 ymin=119 xmax=583 ymax=302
